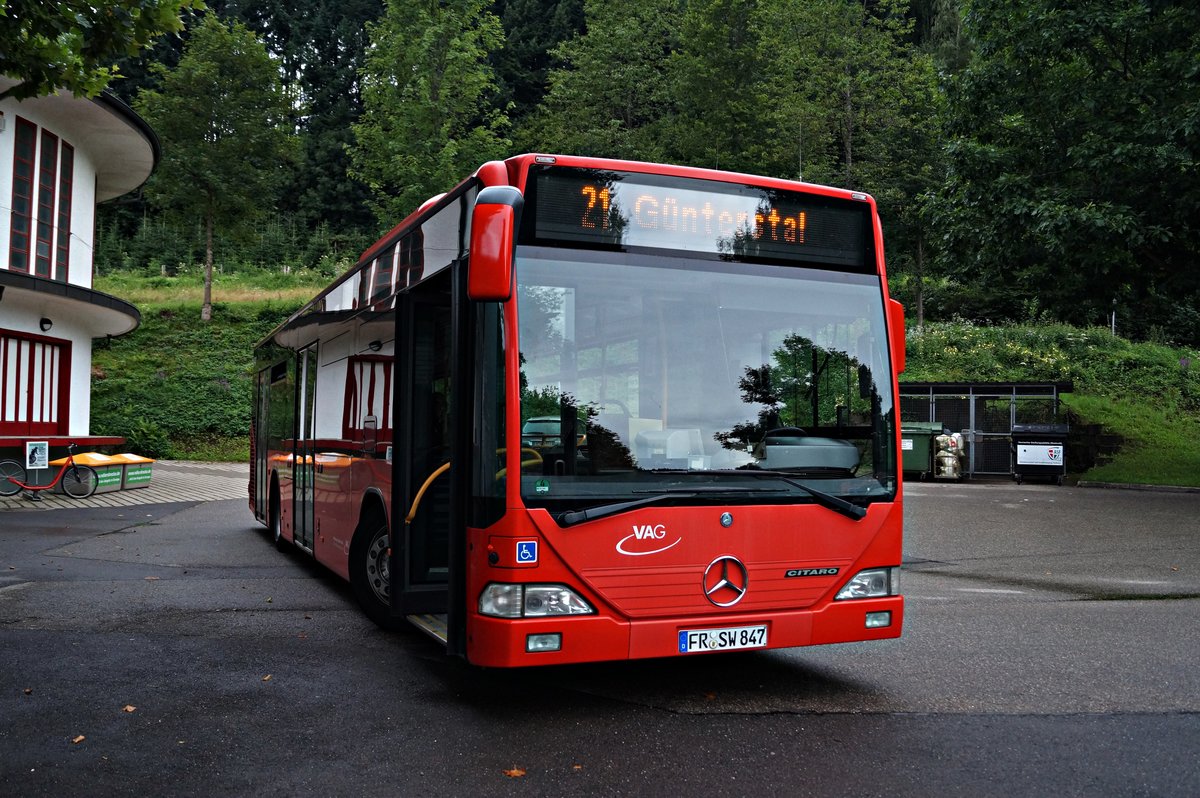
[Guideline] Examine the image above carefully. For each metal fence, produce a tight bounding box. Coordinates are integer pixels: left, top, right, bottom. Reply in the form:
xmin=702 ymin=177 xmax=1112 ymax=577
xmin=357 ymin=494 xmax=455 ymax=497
xmin=899 ymin=382 xmax=1072 ymax=476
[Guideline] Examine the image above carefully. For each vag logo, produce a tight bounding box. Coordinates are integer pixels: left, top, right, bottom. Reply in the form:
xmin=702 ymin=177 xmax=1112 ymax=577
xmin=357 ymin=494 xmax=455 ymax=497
xmin=617 ymin=523 xmax=681 ymax=556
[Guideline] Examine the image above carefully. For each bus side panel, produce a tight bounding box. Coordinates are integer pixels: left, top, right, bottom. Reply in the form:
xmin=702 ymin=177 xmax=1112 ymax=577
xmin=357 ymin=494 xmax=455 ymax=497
xmin=312 ymin=448 xmax=356 ymax=579
xmin=311 ymin=454 xmax=394 ymax=583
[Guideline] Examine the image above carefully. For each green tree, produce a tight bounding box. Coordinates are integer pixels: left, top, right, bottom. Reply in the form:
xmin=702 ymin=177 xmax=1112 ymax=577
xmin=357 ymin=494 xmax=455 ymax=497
xmin=0 ymin=0 xmax=203 ymax=100
xmin=351 ymin=0 xmax=509 ymax=224
xmin=219 ymin=0 xmax=382 ymax=233
xmin=494 ymin=0 xmax=585 ymax=129
xmin=932 ymin=0 xmax=1200 ymax=343
xmin=135 ymin=15 xmax=296 ymax=321
xmin=520 ymin=0 xmax=683 ymax=159
xmin=665 ymin=0 xmax=770 ymax=173
xmin=664 ymin=1 xmax=941 ymax=321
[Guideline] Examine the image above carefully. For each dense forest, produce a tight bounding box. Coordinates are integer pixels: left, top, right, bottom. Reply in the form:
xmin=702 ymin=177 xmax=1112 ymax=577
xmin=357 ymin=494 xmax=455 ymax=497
xmin=93 ymin=0 xmax=1200 ymax=346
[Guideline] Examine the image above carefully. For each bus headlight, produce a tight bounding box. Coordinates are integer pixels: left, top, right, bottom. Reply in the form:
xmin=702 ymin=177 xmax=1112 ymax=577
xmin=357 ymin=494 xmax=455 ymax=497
xmin=835 ymin=567 xmax=900 ymax=600
xmin=479 ymin=583 xmax=595 ymax=618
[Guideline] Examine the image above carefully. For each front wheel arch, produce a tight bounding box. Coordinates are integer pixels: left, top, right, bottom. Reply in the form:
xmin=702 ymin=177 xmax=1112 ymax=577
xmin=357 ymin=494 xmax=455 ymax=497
xmin=349 ymin=493 xmax=404 ymax=631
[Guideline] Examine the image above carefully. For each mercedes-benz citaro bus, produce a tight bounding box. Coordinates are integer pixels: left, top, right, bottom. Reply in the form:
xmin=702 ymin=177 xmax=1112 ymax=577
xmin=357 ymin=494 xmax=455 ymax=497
xmin=250 ymin=154 xmax=906 ymax=667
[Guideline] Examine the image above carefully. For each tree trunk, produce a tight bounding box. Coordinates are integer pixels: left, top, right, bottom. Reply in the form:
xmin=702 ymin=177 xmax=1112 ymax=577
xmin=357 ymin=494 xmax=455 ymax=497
xmin=916 ymin=235 xmax=926 ymax=329
xmin=202 ymin=211 xmax=214 ymax=322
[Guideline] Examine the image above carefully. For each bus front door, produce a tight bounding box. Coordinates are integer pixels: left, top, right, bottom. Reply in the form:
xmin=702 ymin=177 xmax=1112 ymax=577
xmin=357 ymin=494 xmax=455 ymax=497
xmin=393 ymin=269 xmax=457 ymax=623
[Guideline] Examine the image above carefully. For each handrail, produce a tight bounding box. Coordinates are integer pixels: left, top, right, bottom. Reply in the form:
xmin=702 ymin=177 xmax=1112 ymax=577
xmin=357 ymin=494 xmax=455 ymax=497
xmin=405 ymin=462 xmax=450 ymax=525
xmin=404 ymin=447 xmax=544 ymax=524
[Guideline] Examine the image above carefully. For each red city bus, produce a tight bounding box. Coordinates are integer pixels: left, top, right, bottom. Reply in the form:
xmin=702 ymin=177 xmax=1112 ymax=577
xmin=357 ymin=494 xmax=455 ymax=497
xmin=250 ymin=154 xmax=906 ymax=667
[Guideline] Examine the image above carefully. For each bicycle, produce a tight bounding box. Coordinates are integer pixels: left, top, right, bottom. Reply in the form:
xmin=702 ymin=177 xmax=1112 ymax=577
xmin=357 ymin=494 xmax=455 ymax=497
xmin=0 ymin=443 xmax=99 ymax=500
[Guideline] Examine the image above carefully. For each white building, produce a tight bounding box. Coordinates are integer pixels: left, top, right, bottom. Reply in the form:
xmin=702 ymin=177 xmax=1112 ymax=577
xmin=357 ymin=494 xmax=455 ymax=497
xmin=0 ymin=76 xmax=155 ymax=458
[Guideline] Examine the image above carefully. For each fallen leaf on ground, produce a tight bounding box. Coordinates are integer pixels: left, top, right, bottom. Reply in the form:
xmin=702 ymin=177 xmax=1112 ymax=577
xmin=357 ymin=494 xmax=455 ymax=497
xmin=123 ymin=705 xmax=137 ymax=713
xmin=503 ymin=767 xmax=526 ymax=778
xmin=24 ymin=687 xmax=32 ymax=695
xmin=262 ymin=674 xmax=272 ymax=682
xmin=72 ymin=735 xmax=85 ymax=744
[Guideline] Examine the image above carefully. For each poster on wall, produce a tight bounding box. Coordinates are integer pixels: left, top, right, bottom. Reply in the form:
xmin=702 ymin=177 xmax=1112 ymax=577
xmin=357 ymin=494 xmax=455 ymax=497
xmin=26 ymin=441 xmax=49 ymax=470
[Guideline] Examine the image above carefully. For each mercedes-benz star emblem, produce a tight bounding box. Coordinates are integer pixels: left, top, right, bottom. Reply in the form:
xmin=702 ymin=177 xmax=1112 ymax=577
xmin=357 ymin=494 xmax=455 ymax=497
xmin=702 ymin=555 xmax=749 ymax=607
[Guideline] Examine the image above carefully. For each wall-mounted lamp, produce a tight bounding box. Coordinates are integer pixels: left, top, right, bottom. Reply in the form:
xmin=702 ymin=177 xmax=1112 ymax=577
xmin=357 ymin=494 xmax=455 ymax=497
xmin=367 ymin=340 xmax=382 ymax=352
xmin=40 ymin=317 xmax=53 ymax=332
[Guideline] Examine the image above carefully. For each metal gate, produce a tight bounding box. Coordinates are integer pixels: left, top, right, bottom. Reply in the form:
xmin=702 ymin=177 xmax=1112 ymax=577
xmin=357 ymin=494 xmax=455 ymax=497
xmin=899 ymin=382 xmax=1071 ymax=477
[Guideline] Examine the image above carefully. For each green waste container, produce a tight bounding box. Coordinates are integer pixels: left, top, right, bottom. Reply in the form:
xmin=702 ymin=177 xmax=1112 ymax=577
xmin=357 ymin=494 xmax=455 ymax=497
xmin=901 ymin=422 xmax=942 ymax=481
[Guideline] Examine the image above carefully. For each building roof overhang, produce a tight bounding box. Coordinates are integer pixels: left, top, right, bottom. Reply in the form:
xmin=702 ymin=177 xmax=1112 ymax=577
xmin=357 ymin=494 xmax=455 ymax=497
xmin=0 ymin=76 xmax=159 ymax=201
xmin=0 ymin=270 xmax=140 ymax=338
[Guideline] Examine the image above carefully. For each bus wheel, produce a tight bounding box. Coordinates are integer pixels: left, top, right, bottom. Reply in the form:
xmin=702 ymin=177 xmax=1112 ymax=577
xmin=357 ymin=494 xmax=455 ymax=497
xmin=350 ymin=521 xmax=404 ymax=631
xmin=269 ymin=481 xmax=287 ymax=552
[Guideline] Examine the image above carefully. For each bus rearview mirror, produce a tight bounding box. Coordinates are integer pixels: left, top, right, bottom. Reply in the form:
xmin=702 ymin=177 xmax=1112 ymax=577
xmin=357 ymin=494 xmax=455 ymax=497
xmin=468 ymin=186 xmax=524 ymax=301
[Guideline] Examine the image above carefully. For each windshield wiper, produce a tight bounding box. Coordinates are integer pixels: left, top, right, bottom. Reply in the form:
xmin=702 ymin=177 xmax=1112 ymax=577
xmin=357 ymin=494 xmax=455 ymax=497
xmin=557 ymin=492 xmax=696 ymax=527
xmin=555 ymin=473 xmax=866 ymax=526
xmin=657 ymin=468 xmax=867 ymax=522
xmin=739 ymin=469 xmax=866 ymax=521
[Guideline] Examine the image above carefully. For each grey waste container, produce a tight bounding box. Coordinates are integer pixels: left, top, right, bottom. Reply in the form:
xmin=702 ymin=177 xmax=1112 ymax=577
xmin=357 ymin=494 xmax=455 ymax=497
xmin=1011 ymin=423 xmax=1068 ymax=485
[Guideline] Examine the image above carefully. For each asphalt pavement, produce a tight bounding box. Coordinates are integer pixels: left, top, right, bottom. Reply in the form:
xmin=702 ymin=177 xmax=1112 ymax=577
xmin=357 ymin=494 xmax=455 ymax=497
xmin=1 ymin=472 xmax=1198 ymax=796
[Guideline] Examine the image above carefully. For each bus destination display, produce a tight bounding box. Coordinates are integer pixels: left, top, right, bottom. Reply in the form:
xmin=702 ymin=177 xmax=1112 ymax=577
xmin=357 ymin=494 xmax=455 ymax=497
xmin=530 ymin=167 xmax=870 ymax=269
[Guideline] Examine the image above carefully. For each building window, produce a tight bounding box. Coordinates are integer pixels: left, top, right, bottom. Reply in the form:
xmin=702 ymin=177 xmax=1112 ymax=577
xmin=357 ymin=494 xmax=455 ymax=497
xmin=56 ymin=143 xmax=74 ymax=282
xmin=35 ymin=129 xmax=59 ymax=278
xmin=9 ymin=117 xmax=36 ymax=273
xmin=6 ymin=117 xmax=73 ymax=283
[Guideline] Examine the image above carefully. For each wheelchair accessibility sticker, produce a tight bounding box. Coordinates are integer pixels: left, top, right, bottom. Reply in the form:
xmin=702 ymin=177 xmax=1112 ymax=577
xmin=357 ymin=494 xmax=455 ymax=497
xmin=516 ymin=540 xmax=539 ymax=565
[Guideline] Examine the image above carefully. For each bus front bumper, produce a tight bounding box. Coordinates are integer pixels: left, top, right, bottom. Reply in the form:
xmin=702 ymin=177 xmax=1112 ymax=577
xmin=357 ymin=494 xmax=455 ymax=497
xmin=466 ymin=595 xmax=904 ymax=668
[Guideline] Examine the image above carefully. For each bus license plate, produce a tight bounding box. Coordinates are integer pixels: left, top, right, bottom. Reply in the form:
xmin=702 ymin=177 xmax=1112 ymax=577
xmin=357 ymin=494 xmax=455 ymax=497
xmin=678 ymin=625 xmax=768 ymax=654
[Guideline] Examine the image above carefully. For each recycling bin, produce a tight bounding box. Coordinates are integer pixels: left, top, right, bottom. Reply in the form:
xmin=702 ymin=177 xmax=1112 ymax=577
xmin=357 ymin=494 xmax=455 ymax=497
xmin=900 ymin=422 xmax=942 ymax=480
xmin=1011 ymin=423 xmax=1068 ymax=485
xmin=111 ymin=453 xmax=156 ymax=489
xmin=48 ymin=452 xmax=124 ymax=494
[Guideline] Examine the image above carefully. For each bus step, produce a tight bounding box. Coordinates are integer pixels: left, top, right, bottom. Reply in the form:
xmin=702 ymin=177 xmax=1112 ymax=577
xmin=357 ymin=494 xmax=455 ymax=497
xmin=406 ymin=613 xmax=448 ymax=644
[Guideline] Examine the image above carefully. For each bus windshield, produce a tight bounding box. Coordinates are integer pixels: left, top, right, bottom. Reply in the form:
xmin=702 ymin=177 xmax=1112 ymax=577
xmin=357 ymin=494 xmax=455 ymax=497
xmin=517 ymin=246 xmax=897 ymax=516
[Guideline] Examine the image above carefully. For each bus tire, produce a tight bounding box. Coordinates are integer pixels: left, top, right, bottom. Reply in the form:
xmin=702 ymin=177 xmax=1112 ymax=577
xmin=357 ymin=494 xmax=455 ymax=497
xmin=350 ymin=516 xmax=404 ymax=631
xmin=269 ymin=477 xmax=287 ymax=552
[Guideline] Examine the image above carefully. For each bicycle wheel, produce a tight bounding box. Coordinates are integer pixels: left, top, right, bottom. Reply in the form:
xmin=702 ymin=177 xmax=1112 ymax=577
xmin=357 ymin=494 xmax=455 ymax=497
xmin=0 ymin=460 xmax=26 ymax=496
xmin=61 ymin=465 xmax=98 ymax=498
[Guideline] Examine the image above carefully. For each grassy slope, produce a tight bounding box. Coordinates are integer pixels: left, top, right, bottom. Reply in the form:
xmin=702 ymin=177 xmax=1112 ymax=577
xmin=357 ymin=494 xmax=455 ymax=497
xmin=91 ymin=276 xmax=1200 ymax=485
xmin=905 ymin=323 xmax=1200 ymax=486
xmin=91 ymin=274 xmax=317 ymax=461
